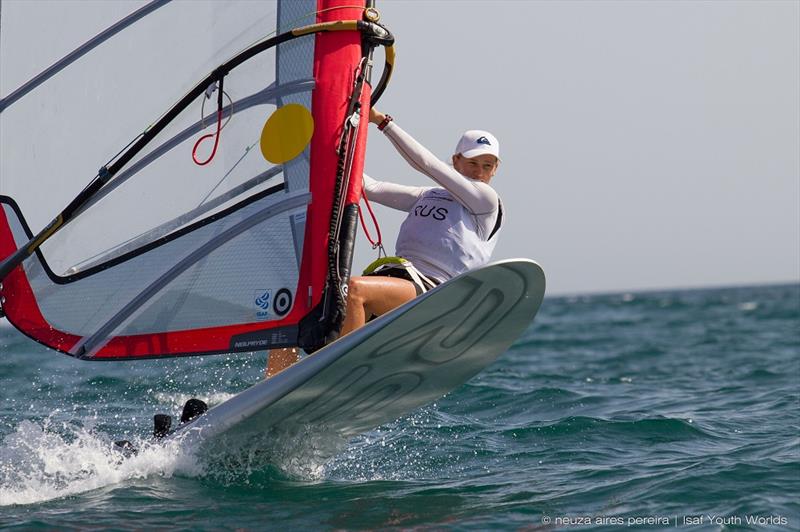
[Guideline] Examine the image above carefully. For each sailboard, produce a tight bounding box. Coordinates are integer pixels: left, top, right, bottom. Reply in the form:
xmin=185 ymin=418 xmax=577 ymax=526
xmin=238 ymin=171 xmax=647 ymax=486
xmin=0 ymin=0 xmax=394 ymax=358
xmin=163 ymin=259 xmax=545 ymax=455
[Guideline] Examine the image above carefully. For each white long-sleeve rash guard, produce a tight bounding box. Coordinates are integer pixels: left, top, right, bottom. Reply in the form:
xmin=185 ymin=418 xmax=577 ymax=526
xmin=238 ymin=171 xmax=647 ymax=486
xmin=363 ymin=121 xmax=502 ymax=282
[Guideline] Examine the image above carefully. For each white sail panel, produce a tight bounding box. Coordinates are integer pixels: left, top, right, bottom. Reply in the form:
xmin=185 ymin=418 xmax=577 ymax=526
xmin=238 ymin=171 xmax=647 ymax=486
xmin=0 ymin=0 xmax=318 ymax=274
xmin=0 ymin=0 xmax=384 ymax=358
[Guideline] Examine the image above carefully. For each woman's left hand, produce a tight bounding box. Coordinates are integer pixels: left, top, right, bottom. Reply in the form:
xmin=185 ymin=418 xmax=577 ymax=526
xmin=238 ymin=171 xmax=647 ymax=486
xmin=369 ymin=107 xmax=386 ymax=125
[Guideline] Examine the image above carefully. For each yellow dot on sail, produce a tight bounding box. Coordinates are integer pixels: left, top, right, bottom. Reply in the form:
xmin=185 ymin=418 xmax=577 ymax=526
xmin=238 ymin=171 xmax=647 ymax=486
xmin=260 ymin=104 xmax=314 ymax=164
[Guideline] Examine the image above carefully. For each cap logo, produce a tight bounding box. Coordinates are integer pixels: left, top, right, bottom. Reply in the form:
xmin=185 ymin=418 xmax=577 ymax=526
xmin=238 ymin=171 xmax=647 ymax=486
xmin=476 ymin=136 xmax=491 ymax=146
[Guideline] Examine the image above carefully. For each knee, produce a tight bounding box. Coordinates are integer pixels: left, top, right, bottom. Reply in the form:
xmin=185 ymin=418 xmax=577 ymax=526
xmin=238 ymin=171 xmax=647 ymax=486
xmin=346 ymin=277 xmax=369 ymax=305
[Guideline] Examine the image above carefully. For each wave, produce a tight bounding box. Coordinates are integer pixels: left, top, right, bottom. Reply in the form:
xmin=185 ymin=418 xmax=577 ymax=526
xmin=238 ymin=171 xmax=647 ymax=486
xmin=503 ymin=416 xmax=713 ymax=442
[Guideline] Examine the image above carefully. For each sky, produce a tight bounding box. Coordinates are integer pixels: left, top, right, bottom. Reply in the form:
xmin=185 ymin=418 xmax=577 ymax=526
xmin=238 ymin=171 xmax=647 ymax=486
xmin=0 ymin=0 xmax=798 ymax=297
xmin=358 ymin=0 xmax=800 ymax=295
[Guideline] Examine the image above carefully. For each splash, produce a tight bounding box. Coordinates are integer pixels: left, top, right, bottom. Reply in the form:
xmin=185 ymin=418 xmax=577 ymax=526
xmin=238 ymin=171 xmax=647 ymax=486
xmin=152 ymin=391 xmax=235 ymax=412
xmin=198 ymin=423 xmax=351 ymax=483
xmin=324 ymin=407 xmax=469 ymax=482
xmin=0 ymin=418 xmax=202 ymax=506
xmin=0 ymin=401 xmax=372 ymax=502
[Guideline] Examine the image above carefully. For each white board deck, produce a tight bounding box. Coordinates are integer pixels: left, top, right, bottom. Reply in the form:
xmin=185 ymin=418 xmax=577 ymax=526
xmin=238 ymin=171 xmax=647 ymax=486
xmin=169 ymin=259 xmax=545 ymax=452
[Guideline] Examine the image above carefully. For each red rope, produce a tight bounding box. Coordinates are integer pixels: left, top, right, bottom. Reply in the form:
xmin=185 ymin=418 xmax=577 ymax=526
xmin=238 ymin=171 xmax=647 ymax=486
xmin=192 ymin=108 xmax=223 ymax=166
xmin=358 ymin=188 xmax=383 ymax=249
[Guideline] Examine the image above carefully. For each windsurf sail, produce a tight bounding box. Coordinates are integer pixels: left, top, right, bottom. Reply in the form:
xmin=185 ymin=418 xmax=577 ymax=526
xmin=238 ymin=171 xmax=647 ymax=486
xmin=0 ymin=0 xmax=394 ymax=360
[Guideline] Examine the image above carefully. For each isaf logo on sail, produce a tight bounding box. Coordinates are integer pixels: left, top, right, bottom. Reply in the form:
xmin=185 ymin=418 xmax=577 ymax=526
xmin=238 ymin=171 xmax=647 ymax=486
xmin=254 ymin=289 xmax=272 ymax=320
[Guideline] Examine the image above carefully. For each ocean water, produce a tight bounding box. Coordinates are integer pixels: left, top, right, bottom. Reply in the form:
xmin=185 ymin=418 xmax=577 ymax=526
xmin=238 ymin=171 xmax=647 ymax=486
xmin=0 ymin=283 xmax=798 ymax=530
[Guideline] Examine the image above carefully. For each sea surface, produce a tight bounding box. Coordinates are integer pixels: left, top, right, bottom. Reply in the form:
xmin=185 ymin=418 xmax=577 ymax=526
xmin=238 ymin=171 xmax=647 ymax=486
xmin=0 ymin=283 xmax=798 ymax=530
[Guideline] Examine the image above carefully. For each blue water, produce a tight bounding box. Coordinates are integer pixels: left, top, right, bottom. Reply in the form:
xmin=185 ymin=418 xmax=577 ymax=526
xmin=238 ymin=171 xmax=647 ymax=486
xmin=1 ymin=283 xmax=798 ymax=530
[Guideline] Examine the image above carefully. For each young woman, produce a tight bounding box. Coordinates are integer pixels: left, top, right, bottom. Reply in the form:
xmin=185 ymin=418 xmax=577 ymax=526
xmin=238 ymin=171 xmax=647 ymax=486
xmin=265 ymin=108 xmax=503 ymax=377
xmin=340 ymin=108 xmax=503 ymax=336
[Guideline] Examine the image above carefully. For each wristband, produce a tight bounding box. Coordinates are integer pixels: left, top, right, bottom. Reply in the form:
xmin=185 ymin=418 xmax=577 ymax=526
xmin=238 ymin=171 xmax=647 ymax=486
xmin=377 ymin=114 xmax=393 ymax=131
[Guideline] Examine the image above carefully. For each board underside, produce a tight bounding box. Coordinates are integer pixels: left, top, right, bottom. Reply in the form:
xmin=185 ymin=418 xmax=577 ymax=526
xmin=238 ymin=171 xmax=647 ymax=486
xmin=169 ymin=259 xmax=545 ymax=455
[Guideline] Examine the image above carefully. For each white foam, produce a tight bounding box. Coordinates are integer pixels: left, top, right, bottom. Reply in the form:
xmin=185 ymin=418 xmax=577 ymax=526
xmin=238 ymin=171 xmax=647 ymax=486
xmin=0 ymin=411 xmax=360 ymax=504
xmin=738 ymin=301 xmax=758 ymax=311
xmin=0 ymin=418 xmax=202 ymax=506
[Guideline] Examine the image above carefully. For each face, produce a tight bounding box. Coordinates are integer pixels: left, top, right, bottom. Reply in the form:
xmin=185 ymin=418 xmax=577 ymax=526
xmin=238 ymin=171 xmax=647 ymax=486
xmin=452 ymin=153 xmax=499 ymax=183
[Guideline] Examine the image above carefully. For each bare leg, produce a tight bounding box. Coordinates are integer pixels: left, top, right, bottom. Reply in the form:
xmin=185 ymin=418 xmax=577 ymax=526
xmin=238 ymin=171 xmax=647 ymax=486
xmin=340 ymin=275 xmax=417 ymax=337
xmin=265 ymin=277 xmax=415 ymax=378
xmin=265 ymin=347 xmax=299 ymax=378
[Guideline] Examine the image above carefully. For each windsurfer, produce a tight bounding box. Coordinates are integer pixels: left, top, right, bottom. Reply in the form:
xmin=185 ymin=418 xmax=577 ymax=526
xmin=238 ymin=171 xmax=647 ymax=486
xmin=340 ymin=108 xmax=503 ymax=337
xmin=265 ymin=108 xmax=503 ymax=377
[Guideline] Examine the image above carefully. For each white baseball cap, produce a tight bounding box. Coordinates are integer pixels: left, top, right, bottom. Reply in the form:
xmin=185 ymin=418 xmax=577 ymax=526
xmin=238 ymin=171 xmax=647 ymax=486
xmin=455 ymin=130 xmax=501 ymax=161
